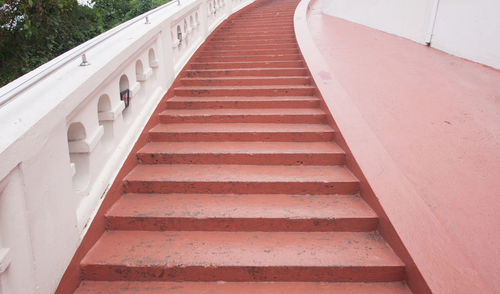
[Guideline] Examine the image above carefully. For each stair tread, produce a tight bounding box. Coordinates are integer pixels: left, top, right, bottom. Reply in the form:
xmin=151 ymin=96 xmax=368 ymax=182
xmin=181 ymin=76 xmax=309 ymax=81
xmin=190 ymin=60 xmax=300 ymax=65
xmin=81 ymin=231 xmax=403 ymax=267
xmin=138 ymin=141 xmax=342 ymax=154
xmin=185 ymin=67 xmax=305 ymax=72
xmin=175 ymin=85 xmax=314 ymax=90
xmin=160 ymin=108 xmax=324 ymax=116
xmin=168 ymin=95 xmax=319 ymax=102
xmin=107 ymin=193 xmax=376 ymax=220
xmin=199 ymin=54 xmax=300 ymax=57
xmin=124 ymin=164 xmax=357 ymax=183
xmin=75 ymin=281 xmax=412 ymax=293
xmin=149 ymin=123 xmax=333 ymax=133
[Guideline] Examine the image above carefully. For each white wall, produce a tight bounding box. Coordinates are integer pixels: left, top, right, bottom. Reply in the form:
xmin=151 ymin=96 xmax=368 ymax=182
xmin=321 ymin=0 xmax=435 ymax=44
xmin=321 ymin=0 xmax=500 ymax=69
xmin=431 ymin=0 xmax=500 ymax=69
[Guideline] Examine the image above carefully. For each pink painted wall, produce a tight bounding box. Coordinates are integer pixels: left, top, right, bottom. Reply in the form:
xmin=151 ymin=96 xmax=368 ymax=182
xmin=307 ymin=9 xmax=500 ymax=291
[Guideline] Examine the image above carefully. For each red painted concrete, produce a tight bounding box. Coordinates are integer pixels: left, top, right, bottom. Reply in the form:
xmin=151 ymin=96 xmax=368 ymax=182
xmin=81 ymin=231 xmax=404 ymax=281
xmin=159 ymin=108 xmax=325 ymax=123
xmin=66 ymin=0 xmax=415 ymax=292
xmin=295 ymin=0 xmax=500 ymax=292
xmin=137 ymin=141 xmax=345 ymax=165
xmin=149 ymin=123 xmax=335 ymax=141
xmin=165 ymin=96 xmax=320 ymax=109
xmin=106 ymin=194 xmax=377 ymax=231
xmin=123 ymin=164 xmax=359 ymax=194
xmin=75 ymin=281 xmax=413 ymax=294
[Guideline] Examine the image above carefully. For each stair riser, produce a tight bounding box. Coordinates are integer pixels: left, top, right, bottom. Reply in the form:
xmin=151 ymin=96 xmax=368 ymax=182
xmin=174 ymin=88 xmax=315 ymax=97
xmin=165 ymin=100 xmax=320 ymax=109
xmin=106 ymin=217 xmax=377 ymax=232
xmin=211 ymin=35 xmax=295 ymax=41
xmin=196 ymin=55 xmax=301 ymax=62
xmin=81 ymin=265 xmax=403 ymax=282
xmin=123 ymin=181 xmax=359 ymax=194
xmin=229 ymin=21 xmax=292 ymax=26
xmin=204 ymin=44 xmax=298 ymax=50
xmin=235 ymin=13 xmax=295 ymax=17
xmin=190 ymin=61 xmax=303 ymax=69
xmin=199 ymin=49 xmax=299 ymax=56
xmin=234 ymin=16 xmax=294 ymax=19
xmin=184 ymin=69 xmax=307 ymax=78
xmin=149 ymin=131 xmax=334 ymax=142
xmin=159 ymin=114 xmax=324 ymax=123
xmin=234 ymin=18 xmax=294 ymax=21
xmin=137 ymin=152 xmax=344 ymax=165
xmin=217 ymin=29 xmax=294 ymax=35
xmin=180 ymin=77 xmax=310 ymax=86
xmin=75 ymin=281 xmax=412 ymax=293
xmin=209 ymin=39 xmax=296 ymax=46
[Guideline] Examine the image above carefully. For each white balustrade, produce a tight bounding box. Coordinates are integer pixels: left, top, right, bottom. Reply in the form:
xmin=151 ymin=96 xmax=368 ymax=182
xmin=0 ymin=0 xmax=255 ymax=292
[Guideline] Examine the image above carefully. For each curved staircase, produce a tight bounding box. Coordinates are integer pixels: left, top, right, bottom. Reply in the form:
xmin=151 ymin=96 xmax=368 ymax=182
xmin=74 ymin=0 xmax=412 ymax=292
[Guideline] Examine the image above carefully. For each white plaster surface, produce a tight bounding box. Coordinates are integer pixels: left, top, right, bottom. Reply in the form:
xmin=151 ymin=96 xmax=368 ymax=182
xmin=430 ymin=0 xmax=500 ymax=69
xmin=321 ymin=0 xmax=500 ymax=69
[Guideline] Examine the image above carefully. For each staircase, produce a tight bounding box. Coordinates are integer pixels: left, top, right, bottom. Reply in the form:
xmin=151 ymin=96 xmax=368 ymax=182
xmin=74 ymin=0 xmax=412 ymax=292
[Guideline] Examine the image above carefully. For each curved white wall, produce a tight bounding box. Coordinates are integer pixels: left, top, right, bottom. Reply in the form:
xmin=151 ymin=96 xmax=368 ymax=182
xmin=430 ymin=0 xmax=500 ymax=69
xmin=321 ymin=0 xmax=500 ymax=69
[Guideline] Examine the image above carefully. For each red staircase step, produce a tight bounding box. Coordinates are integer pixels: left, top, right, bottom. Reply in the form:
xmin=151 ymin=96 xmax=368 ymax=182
xmin=204 ymin=43 xmax=298 ymax=50
xmin=81 ymin=231 xmax=404 ymax=282
xmin=190 ymin=60 xmax=303 ymax=69
xmin=158 ymin=108 xmax=324 ymax=123
xmin=180 ymin=76 xmax=311 ymax=86
xmin=106 ymin=194 xmax=377 ymax=231
xmin=229 ymin=21 xmax=293 ymax=26
xmin=184 ymin=68 xmax=307 ymax=78
xmin=196 ymin=54 xmax=301 ymax=62
xmin=211 ymin=34 xmax=296 ymax=41
xmin=137 ymin=141 xmax=345 ymax=165
xmin=217 ymin=29 xmax=295 ymax=35
xmin=199 ymin=48 xmax=299 ymax=56
xmin=173 ymin=85 xmax=315 ymax=96
xmin=209 ymin=39 xmax=297 ymax=46
xmin=123 ymin=164 xmax=359 ymax=194
xmin=75 ymin=281 xmax=412 ymax=294
xmin=148 ymin=123 xmax=334 ymax=142
xmin=165 ymin=96 xmax=320 ymax=109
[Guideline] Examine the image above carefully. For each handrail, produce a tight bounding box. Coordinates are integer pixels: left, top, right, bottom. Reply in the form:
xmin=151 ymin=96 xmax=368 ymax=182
xmin=0 ymin=0 xmax=180 ymax=108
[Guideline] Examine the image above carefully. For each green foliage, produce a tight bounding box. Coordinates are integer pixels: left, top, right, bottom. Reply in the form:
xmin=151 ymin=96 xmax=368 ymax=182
xmin=0 ymin=0 xmax=170 ymax=87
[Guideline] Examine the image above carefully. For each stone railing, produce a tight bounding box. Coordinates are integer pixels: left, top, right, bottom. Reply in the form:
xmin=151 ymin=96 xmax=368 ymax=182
xmin=0 ymin=0 xmax=254 ymax=292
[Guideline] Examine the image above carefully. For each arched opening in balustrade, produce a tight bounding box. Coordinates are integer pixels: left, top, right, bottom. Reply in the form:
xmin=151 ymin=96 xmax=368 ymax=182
xmin=97 ymin=94 xmax=111 ymax=116
xmin=97 ymin=94 xmax=113 ymax=144
xmin=68 ymin=122 xmax=86 ymax=142
xmin=148 ymin=48 xmax=157 ymax=68
xmin=119 ymin=75 xmax=131 ymax=121
xmin=135 ymin=60 xmax=144 ymax=82
xmin=67 ymin=122 xmax=90 ymax=191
